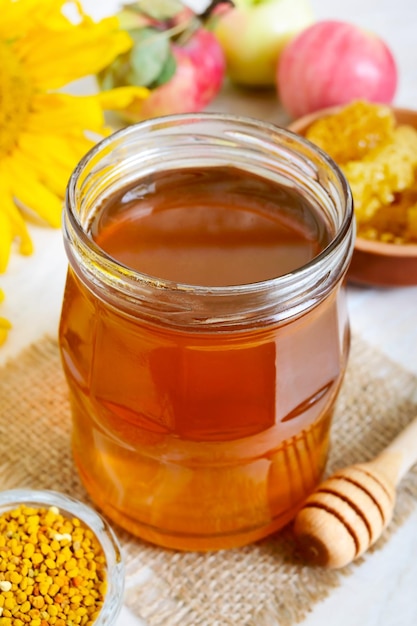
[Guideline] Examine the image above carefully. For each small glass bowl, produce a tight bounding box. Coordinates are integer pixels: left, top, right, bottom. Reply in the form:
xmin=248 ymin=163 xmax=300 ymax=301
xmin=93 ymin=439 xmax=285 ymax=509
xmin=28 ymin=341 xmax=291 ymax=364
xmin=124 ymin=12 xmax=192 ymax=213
xmin=0 ymin=489 xmax=125 ymax=625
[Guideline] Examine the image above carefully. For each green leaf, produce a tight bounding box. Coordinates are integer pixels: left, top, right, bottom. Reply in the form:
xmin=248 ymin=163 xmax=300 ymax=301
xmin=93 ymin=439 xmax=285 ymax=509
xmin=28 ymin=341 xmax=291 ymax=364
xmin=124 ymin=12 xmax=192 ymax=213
xmin=128 ymin=28 xmax=171 ymax=87
xmin=97 ymin=69 xmax=116 ymax=91
xmin=98 ymin=54 xmax=132 ymax=89
xmin=152 ymin=50 xmax=177 ymax=87
xmin=124 ymin=0 xmax=185 ymax=20
xmin=118 ymin=8 xmax=153 ymax=30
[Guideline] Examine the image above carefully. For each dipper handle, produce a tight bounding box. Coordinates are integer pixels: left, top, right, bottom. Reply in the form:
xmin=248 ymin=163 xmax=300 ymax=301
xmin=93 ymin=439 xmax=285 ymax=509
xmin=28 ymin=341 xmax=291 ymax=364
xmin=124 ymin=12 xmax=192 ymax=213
xmin=293 ymin=415 xmax=417 ymax=569
xmin=375 ymin=413 xmax=417 ymax=483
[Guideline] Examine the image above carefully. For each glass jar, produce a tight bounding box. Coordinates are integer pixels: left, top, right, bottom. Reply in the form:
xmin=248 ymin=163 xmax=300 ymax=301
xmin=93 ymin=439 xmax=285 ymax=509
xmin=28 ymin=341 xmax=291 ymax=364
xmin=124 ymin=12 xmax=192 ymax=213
xmin=59 ymin=113 xmax=354 ymax=551
xmin=0 ymin=489 xmax=124 ymax=624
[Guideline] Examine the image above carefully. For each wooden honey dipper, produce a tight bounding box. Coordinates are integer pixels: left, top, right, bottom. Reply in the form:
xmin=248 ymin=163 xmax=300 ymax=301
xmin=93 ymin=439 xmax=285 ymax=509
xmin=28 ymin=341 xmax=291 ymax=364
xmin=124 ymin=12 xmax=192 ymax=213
xmin=293 ymin=415 xmax=417 ymax=569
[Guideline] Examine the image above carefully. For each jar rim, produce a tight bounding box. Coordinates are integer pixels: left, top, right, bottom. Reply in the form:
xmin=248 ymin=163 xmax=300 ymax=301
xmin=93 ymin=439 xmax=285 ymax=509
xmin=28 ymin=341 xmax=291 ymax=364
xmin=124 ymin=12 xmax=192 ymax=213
xmin=66 ymin=112 xmax=354 ymax=298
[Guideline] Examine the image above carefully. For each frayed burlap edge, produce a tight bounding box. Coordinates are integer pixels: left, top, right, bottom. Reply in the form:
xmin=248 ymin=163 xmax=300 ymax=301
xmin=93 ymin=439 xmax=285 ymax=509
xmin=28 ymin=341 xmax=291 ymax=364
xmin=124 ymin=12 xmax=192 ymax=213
xmin=0 ymin=334 xmax=416 ymax=626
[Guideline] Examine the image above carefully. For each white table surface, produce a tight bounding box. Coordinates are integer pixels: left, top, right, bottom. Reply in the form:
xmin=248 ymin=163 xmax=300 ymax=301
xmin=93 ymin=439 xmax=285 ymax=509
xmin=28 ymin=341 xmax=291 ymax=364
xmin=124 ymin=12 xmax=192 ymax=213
xmin=1 ymin=1 xmax=417 ymax=624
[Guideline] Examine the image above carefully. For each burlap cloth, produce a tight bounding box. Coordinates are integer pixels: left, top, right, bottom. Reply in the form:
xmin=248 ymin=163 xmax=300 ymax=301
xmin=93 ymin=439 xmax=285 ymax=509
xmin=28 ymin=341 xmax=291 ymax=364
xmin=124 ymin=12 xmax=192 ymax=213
xmin=1 ymin=334 xmax=417 ymax=626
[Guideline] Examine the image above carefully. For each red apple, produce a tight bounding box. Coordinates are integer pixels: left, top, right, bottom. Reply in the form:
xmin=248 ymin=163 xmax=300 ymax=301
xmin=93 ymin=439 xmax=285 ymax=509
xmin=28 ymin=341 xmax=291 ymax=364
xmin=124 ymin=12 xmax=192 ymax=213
xmin=179 ymin=27 xmax=226 ymax=110
xmin=98 ymin=0 xmax=226 ymax=122
xmin=122 ymin=27 xmax=225 ymax=121
xmin=277 ymin=20 xmax=398 ymax=119
xmin=125 ymin=48 xmax=198 ymax=119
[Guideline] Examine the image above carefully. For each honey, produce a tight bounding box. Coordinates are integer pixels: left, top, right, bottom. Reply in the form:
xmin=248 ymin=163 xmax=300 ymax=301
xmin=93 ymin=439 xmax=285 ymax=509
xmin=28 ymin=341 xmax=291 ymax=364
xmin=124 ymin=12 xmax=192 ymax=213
xmin=91 ymin=167 xmax=330 ymax=286
xmin=60 ymin=114 xmax=354 ymax=550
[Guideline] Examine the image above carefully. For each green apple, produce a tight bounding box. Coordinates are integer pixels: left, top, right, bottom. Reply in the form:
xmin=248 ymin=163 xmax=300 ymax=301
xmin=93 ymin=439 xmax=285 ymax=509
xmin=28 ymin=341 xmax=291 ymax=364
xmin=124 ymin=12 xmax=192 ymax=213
xmin=212 ymin=0 xmax=314 ymax=87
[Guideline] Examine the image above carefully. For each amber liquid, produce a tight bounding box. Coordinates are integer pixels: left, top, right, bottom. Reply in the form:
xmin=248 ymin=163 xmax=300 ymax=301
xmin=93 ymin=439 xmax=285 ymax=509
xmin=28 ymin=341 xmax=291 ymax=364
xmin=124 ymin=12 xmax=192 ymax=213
xmin=59 ymin=167 xmax=349 ymax=550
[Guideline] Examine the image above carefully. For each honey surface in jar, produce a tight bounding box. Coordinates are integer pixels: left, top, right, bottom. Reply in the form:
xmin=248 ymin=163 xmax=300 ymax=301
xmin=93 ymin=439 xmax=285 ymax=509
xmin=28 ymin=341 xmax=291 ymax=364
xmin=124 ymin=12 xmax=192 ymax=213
xmin=59 ymin=166 xmax=349 ymax=550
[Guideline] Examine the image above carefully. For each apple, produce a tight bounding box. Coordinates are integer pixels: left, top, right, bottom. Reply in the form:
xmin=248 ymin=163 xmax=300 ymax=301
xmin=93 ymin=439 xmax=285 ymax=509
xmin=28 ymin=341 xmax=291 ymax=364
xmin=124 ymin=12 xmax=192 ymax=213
xmin=212 ymin=0 xmax=314 ymax=87
xmin=123 ymin=29 xmax=225 ymax=120
xmin=122 ymin=48 xmax=198 ymax=120
xmin=175 ymin=27 xmax=225 ymax=111
xmin=98 ymin=1 xmax=226 ymax=121
xmin=277 ymin=20 xmax=398 ymax=119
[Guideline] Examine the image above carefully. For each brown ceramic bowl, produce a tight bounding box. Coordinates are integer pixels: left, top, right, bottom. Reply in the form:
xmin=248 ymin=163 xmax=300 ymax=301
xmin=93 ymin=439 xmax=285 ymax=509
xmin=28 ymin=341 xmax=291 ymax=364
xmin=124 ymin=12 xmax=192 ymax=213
xmin=288 ymin=106 xmax=417 ymax=287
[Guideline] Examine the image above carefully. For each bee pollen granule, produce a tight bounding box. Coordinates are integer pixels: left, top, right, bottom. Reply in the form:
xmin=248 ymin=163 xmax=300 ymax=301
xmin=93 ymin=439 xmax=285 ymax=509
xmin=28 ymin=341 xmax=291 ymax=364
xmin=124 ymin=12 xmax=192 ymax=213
xmin=0 ymin=504 xmax=107 ymax=625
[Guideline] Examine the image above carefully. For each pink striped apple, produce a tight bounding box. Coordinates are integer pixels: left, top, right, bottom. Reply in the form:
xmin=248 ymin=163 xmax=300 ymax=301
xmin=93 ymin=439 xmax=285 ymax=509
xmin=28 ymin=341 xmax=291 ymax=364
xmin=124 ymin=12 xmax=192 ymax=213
xmin=277 ymin=20 xmax=398 ymax=119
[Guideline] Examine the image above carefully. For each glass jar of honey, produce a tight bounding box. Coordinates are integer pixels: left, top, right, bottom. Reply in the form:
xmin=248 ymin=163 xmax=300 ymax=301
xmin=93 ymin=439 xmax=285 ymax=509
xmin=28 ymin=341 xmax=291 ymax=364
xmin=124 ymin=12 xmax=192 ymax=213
xmin=60 ymin=113 xmax=354 ymax=551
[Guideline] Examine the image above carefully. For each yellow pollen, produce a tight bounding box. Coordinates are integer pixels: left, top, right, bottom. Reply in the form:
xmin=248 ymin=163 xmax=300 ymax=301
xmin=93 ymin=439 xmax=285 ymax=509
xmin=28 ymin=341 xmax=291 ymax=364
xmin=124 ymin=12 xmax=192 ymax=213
xmin=0 ymin=41 xmax=33 ymax=156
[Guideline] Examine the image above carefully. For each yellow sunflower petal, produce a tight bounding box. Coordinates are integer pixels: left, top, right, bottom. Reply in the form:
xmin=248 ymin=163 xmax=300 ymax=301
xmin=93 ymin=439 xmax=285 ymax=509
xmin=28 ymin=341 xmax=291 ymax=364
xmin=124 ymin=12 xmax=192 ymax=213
xmin=26 ymin=93 xmax=106 ymax=135
xmin=97 ymin=86 xmax=151 ymax=111
xmin=0 ymin=171 xmax=33 ymax=260
xmin=18 ymin=17 xmax=132 ymax=90
xmin=15 ymin=144 xmax=75 ymax=198
xmin=5 ymin=156 xmax=63 ymax=228
xmin=17 ymin=131 xmax=95 ymax=197
xmin=0 ymin=0 xmax=70 ymax=39
xmin=0 ymin=288 xmax=12 ymax=347
xmin=13 ymin=93 xmax=108 ymax=204
xmin=0 ymin=0 xmax=34 ymax=39
xmin=30 ymin=0 xmax=84 ymax=30
xmin=0 ymin=209 xmax=14 ymax=273
xmin=0 ymin=313 xmax=11 ymax=326
xmin=0 ymin=324 xmax=12 ymax=346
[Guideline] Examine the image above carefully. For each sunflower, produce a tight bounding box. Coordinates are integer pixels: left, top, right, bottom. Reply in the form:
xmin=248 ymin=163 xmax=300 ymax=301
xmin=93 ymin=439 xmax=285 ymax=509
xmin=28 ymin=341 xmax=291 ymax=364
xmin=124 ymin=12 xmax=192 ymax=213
xmin=0 ymin=0 xmax=149 ymax=343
